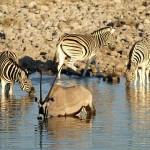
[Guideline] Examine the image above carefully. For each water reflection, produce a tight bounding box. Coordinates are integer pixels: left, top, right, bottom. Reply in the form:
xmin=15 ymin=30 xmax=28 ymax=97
xmin=0 ymin=94 xmax=34 ymax=141
xmin=126 ymin=85 xmax=150 ymax=148
xmin=126 ymin=85 xmax=150 ymax=108
xmin=0 ymin=74 xmax=150 ymax=150
xmin=37 ymin=116 xmax=94 ymax=149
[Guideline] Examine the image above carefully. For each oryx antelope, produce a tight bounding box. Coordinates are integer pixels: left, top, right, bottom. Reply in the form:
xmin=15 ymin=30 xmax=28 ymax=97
xmin=35 ymin=72 xmax=95 ymax=120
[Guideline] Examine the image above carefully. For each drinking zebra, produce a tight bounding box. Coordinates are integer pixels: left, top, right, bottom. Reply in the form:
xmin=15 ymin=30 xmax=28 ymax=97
xmin=0 ymin=51 xmax=35 ymax=95
xmin=53 ymin=26 xmax=115 ymax=79
xmin=125 ymin=37 xmax=150 ymax=86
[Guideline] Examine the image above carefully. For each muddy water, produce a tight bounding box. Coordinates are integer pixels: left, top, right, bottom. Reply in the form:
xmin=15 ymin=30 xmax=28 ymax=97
xmin=0 ymin=73 xmax=150 ymax=150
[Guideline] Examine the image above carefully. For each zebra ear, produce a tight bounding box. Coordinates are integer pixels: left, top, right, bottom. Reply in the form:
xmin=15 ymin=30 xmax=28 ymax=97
xmin=19 ymin=71 xmax=27 ymax=81
xmin=25 ymin=69 xmax=28 ymax=74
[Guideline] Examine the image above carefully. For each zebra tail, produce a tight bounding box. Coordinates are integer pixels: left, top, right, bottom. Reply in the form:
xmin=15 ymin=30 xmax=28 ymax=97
xmin=53 ymin=50 xmax=58 ymax=63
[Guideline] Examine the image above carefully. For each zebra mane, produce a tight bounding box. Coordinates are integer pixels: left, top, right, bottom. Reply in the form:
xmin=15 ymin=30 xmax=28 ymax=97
xmin=91 ymin=26 xmax=113 ymax=35
xmin=127 ymin=41 xmax=139 ymax=70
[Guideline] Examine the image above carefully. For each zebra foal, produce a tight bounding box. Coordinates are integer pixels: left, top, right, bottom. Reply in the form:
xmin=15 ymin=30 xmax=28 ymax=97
xmin=125 ymin=37 xmax=150 ymax=86
xmin=0 ymin=51 xmax=35 ymax=95
xmin=53 ymin=26 xmax=115 ymax=79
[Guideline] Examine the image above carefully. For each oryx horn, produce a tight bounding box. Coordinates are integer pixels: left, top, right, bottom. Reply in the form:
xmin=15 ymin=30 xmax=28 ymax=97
xmin=40 ymin=71 xmax=42 ymax=103
xmin=45 ymin=66 xmax=62 ymax=100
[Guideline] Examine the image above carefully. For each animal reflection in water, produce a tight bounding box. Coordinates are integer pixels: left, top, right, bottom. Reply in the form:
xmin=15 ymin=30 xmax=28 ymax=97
xmin=126 ymin=85 xmax=150 ymax=145
xmin=37 ymin=116 xmax=93 ymax=142
xmin=35 ymin=72 xmax=96 ymax=120
xmin=126 ymin=85 xmax=150 ymax=103
xmin=0 ymin=95 xmax=34 ymax=133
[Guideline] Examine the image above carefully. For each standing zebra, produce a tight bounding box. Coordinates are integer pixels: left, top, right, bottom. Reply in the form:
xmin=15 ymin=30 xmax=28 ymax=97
xmin=53 ymin=26 xmax=115 ymax=79
xmin=0 ymin=51 xmax=35 ymax=95
xmin=125 ymin=37 xmax=150 ymax=86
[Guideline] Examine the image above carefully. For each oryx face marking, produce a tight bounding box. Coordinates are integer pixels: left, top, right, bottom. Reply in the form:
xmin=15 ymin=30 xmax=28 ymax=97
xmin=35 ymin=97 xmax=54 ymax=120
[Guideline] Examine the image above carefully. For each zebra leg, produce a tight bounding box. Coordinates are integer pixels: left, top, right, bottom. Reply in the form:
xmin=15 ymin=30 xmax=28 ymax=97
xmin=82 ymin=58 xmax=93 ymax=77
xmin=1 ymin=79 xmax=7 ymax=94
xmin=141 ymin=67 xmax=146 ymax=86
xmin=5 ymin=84 xmax=10 ymax=93
xmin=57 ymin=52 xmax=65 ymax=79
xmin=93 ymin=58 xmax=101 ymax=76
xmin=145 ymin=69 xmax=149 ymax=84
xmin=68 ymin=57 xmax=81 ymax=74
xmin=9 ymin=82 xmax=14 ymax=95
xmin=134 ymin=68 xmax=138 ymax=86
xmin=138 ymin=69 xmax=142 ymax=84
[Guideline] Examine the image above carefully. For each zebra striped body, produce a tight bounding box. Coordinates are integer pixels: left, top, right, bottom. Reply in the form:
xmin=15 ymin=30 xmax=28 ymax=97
xmin=54 ymin=26 xmax=115 ymax=78
xmin=0 ymin=51 xmax=18 ymax=63
xmin=126 ymin=37 xmax=150 ymax=86
xmin=0 ymin=52 xmax=35 ymax=95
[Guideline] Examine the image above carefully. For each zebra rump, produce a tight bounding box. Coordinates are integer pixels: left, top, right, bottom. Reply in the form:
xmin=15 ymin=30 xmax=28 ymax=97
xmin=0 ymin=54 xmax=35 ymax=95
xmin=125 ymin=37 xmax=150 ymax=86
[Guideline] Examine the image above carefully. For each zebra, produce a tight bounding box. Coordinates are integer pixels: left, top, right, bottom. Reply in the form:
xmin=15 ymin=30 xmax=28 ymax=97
xmin=53 ymin=26 xmax=115 ymax=79
xmin=125 ymin=37 xmax=150 ymax=86
xmin=0 ymin=53 xmax=35 ymax=95
xmin=0 ymin=51 xmax=19 ymax=92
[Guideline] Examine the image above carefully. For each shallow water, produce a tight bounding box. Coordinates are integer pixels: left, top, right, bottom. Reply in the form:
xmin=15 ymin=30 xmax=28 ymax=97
xmin=0 ymin=73 xmax=150 ymax=150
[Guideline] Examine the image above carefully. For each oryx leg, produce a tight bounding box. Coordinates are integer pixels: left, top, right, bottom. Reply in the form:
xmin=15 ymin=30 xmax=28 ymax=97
xmin=76 ymin=107 xmax=87 ymax=119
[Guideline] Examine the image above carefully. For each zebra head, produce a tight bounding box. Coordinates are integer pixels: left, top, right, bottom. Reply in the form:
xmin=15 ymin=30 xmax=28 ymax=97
xmin=92 ymin=26 xmax=116 ymax=50
xmin=125 ymin=68 xmax=135 ymax=86
xmin=107 ymin=31 xmax=116 ymax=50
xmin=18 ymin=71 xmax=35 ymax=96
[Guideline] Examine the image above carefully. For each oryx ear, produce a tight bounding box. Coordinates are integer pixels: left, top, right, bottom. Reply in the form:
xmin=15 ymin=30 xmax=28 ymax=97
xmin=46 ymin=96 xmax=55 ymax=102
xmin=50 ymin=97 xmax=55 ymax=102
xmin=35 ymin=97 xmax=38 ymax=102
xmin=35 ymin=97 xmax=40 ymax=104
